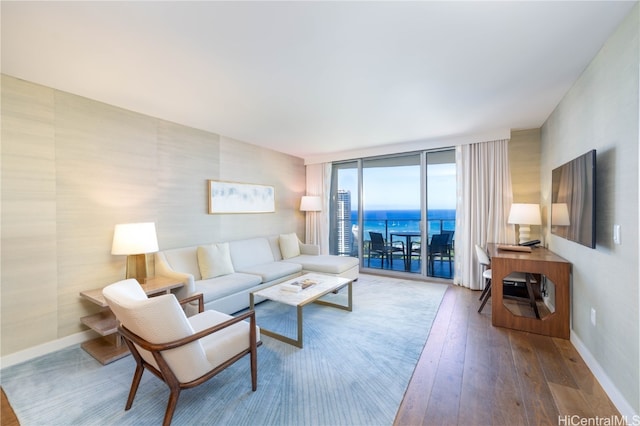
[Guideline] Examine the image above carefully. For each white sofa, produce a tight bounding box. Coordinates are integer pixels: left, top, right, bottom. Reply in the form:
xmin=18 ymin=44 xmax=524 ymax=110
xmin=155 ymin=233 xmax=359 ymax=314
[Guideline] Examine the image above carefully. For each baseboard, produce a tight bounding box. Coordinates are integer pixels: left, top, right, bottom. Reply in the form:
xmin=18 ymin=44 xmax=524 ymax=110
xmin=570 ymin=331 xmax=638 ymax=420
xmin=0 ymin=330 xmax=96 ymax=370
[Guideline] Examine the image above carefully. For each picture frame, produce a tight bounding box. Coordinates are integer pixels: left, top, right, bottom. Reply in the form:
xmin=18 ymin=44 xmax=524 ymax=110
xmin=208 ymin=180 xmax=275 ymax=214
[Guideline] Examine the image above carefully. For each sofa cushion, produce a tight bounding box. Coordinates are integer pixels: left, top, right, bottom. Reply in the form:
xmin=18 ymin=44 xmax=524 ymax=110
xmin=283 ymin=254 xmax=359 ymax=275
xmin=236 ymin=261 xmax=302 ymax=282
xmin=196 ymin=273 xmax=263 ymax=302
xmin=197 ymin=243 xmax=234 ymax=279
xmin=279 ymin=233 xmax=300 ymax=259
xmin=228 ymin=238 xmax=275 ymax=270
xmin=267 ymin=235 xmax=283 ymax=261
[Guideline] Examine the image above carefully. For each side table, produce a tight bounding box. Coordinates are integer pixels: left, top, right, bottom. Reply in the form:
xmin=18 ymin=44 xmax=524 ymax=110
xmin=79 ymin=276 xmax=184 ymax=364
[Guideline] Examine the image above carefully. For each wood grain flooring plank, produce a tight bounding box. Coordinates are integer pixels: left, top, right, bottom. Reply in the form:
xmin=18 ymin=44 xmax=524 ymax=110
xmin=394 ymin=285 xmax=456 ymax=426
xmin=1 ymin=387 xmax=20 ymax=426
xmin=551 ymin=338 xmax=620 ymax=417
xmin=457 ymin=304 xmax=495 ymax=426
xmin=529 ymin=333 xmax=578 ymax=388
xmin=548 ymin=382 xmax=593 ymax=419
xmin=488 ymin=328 xmax=530 ymax=425
xmin=421 ymin=286 xmax=470 ymax=425
xmin=509 ymin=330 xmax=560 ymax=425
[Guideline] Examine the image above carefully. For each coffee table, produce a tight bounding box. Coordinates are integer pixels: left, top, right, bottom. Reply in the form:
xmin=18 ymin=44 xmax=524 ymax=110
xmin=249 ymin=273 xmax=353 ymax=348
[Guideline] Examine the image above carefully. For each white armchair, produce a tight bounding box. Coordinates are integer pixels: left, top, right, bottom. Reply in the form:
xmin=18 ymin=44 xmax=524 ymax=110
xmin=102 ymin=279 xmax=260 ymax=426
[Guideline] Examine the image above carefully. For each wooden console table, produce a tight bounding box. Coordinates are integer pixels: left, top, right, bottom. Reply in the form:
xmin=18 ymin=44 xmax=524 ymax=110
xmin=487 ymin=243 xmax=571 ymax=339
xmin=80 ymin=276 xmax=184 ymax=364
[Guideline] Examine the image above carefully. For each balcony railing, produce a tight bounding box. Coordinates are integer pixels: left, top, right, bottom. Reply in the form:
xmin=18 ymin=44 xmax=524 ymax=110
xmin=334 ymin=218 xmax=455 ymax=278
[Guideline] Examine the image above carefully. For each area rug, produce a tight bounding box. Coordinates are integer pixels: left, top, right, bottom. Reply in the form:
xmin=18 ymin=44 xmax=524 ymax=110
xmin=1 ymin=274 xmax=447 ymax=425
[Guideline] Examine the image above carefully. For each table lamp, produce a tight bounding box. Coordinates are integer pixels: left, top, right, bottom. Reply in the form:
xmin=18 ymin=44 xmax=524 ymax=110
xmin=111 ymin=222 xmax=159 ymax=283
xmin=508 ymin=203 xmax=541 ymax=245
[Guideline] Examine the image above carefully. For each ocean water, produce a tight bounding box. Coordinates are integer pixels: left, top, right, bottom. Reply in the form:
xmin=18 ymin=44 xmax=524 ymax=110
xmin=350 ymin=209 xmax=455 ymax=240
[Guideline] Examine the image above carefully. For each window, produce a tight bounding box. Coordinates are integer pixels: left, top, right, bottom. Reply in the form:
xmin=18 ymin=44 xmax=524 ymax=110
xmin=330 ymin=149 xmax=455 ymax=279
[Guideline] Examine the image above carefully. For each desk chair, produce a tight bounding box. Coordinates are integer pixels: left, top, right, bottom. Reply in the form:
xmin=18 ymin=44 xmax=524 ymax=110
xmin=368 ymin=232 xmax=405 ymax=269
xmin=475 ymin=245 xmax=539 ymax=317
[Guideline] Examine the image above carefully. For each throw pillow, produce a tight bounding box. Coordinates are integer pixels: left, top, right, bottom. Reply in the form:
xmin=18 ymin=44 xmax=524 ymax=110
xmin=197 ymin=243 xmax=235 ymax=279
xmin=279 ymin=233 xmax=301 ymax=259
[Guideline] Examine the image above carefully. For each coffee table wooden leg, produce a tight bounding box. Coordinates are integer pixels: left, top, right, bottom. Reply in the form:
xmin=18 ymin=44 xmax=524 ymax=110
xmin=254 ymin=305 xmax=305 ymax=348
xmin=297 ymin=305 xmax=304 ymax=348
xmin=314 ymin=281 xmax=353 ymax=312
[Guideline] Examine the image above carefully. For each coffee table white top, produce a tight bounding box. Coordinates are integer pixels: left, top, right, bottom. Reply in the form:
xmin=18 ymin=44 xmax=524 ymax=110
xmin=252 ymin=273 xmax=351 ymax=307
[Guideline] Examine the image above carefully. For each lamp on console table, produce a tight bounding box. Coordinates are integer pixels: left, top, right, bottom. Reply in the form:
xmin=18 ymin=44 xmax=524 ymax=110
xmin=111 ymin=222 xmax=159 ymax=283
xmin=300 ymin=195 xmax=322 ymax=245
xmin=508 ymin=203 xmax=541 ymax=245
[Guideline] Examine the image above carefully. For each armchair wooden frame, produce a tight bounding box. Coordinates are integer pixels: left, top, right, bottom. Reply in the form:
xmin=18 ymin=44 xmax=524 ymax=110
xmin=116 ymin=293 xmax=261 ymax=426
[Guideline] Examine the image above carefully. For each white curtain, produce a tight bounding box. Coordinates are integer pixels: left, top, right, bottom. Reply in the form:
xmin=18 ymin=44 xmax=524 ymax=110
xmin=305 ymin=163 xmax=331 ymax=254
xmin=454 ymin=139 xmax=515 ymax=290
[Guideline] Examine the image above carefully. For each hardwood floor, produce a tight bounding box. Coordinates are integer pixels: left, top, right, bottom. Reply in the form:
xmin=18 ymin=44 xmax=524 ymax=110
xmin=394 ymin=284 xmax=621 ymax=426
xmin=1 ymin=388 xmax=19 ymax=426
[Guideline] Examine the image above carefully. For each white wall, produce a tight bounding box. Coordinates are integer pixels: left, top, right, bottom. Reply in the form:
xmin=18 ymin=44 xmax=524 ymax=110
xmin=1 ymin=75 xmax=306 ymax=357
xmin=541 ymin=4 xmax=639 ymax=415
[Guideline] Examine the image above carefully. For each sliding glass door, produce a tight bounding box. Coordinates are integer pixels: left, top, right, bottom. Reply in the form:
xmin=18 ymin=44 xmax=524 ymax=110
xmin=425 ymin=150 xmax=456 ymax=278
xmin=330 ymin=161 xmax=359 ymax=257
xmin=362 ymin=154 xmax=421 ymax=272
xmin=330 ymin=149 xmax=456 ymax=280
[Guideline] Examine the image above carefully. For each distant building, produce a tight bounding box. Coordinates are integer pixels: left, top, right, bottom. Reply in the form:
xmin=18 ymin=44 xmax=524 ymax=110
xmin=335 ymin=190 xmax=352 ymax=255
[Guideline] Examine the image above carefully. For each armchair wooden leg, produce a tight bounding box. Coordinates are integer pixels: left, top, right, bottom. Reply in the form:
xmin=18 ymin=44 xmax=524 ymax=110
xmin=125 ymin=364 xmax=145 ymax=410
xmin=250 ymin=349 xmax=258 ymax=391
xmin=163 ymin=388 xmax=181 ymax=426
xmin=250 ymin=314 xmax=258 ymax=392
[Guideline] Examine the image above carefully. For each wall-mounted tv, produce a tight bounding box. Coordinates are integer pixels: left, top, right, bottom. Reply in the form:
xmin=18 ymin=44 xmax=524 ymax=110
xmin=551 ymin=150 xmax=596 ymax=248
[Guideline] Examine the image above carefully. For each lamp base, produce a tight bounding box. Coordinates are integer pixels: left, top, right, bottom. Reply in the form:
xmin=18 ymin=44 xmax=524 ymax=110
xmin=125 ymin=254 xmax=149 ymax=283
xmin=518 ymin=225 xmax=531 ymax=245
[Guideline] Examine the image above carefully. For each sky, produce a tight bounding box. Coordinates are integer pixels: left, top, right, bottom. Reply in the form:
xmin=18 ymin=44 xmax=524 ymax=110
xmin=338 ymin=163 xmax=456 ymax=211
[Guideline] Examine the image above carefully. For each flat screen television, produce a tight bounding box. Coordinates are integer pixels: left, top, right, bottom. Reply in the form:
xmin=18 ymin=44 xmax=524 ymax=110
xmin=551 ymin=150 xmax=596 ymax=248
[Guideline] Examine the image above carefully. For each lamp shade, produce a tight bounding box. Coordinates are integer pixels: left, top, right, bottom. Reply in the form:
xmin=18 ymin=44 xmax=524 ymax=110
xmin=111 ymin=222 xmax=159 ymax=255
xmin=508 ymin=204 xmax=542 ymax=225
xmin=300 ymin=196 xmax=322 ymax=212
xmin=551 ymin=203 xmax=570 ymax=226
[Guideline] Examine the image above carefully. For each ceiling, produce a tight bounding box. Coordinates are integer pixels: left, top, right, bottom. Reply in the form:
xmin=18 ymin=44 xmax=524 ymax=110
xmin=1 ymin=1 xmax=636 ymax=160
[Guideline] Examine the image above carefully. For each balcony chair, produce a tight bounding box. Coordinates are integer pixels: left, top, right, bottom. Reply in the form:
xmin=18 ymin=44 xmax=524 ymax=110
xmin=442 ymin=230 xmax=455 ymax=251
xmin=410 ymin=240 xmax=422 ymax=265
xmin=368 ymin=231 xmax=405 ymax=269
xmin=427 ymin=233 xmax=452 ymax=276
xmin=475 ymin=245 xmax=540 ymax=317
xmin=102 ymin=279 xmax=260 ymax=426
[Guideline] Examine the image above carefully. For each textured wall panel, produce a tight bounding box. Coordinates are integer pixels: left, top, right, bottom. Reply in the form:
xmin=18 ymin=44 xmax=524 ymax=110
xmin=54 ymin=91 xmax=159 ymax=336
xmin=509 ymin=128 xmax=542 ymax=241
xmin=219 ymin=136 xmax=305 ymax=241
xmin=156 ymin=120 xmax=221 ymax=248
xmin=1 ymin=77 xmax=58 ymax=354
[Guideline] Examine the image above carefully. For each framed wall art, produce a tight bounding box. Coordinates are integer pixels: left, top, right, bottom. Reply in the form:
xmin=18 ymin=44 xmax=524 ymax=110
xmin=208 ymin=180 xmax=275 ymax=214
